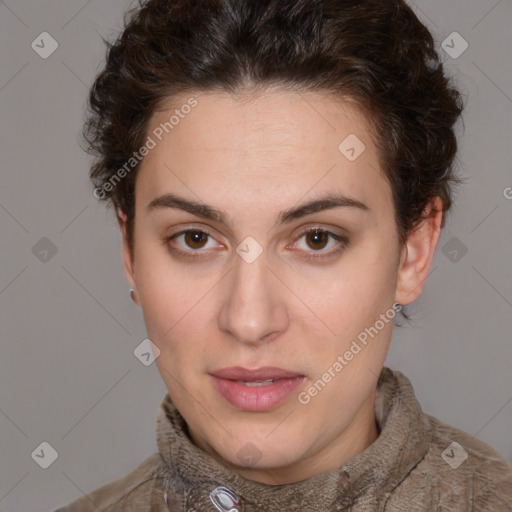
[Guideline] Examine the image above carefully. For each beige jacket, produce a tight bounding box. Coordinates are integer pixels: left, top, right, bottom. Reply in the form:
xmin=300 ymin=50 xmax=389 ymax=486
xmin=54 ymin=367 xmax=512 ymax=511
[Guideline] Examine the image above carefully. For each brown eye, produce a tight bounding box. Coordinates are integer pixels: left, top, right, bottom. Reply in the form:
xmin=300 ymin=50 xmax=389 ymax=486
xmin=183 ymin=230 xmax=209 ymax=249
xmin=164 ymin=228 xmax=220 ymax=259
xmin=304 ymin=229 xmax=329 ymax=251
xmin=294 ymin=228 xmax=348 ymax=260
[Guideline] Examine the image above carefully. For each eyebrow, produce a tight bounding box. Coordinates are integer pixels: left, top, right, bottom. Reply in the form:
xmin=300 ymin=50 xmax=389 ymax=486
xmin=146 ymin=192 xmax=370 ymax=228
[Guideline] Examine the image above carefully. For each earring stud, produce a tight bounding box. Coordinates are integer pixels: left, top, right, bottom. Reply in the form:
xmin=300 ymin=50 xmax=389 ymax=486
xmin=129 ymin=288 xmax=136 ymax=303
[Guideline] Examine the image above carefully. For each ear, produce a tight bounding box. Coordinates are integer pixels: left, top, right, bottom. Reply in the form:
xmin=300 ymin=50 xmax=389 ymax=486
xmin=117 ymin=208 xmax=140 ymax=306
xmin=395 ymin=196 xmax=443 ymax=306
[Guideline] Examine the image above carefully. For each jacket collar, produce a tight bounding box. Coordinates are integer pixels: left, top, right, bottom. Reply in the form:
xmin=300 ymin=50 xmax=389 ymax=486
xmin=155 ymin=367 xmax=432 ymax=510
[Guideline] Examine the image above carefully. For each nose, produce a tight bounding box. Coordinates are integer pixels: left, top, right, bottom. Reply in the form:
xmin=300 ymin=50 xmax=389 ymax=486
xmin=217 ymin=246 xmax=289 ymax=346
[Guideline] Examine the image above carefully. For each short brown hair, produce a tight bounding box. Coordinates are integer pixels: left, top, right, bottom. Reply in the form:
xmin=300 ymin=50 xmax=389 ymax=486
xmin=83 ymin=0 xmax=465 ymax=323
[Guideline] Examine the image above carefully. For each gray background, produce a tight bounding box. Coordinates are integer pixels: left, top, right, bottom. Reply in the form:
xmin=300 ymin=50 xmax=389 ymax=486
xmin=1 ymin=0 xmax=511 ymax=510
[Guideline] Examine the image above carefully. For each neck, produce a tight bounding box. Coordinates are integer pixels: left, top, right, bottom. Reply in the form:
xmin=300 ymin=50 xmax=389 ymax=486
xmin=194 ymin=387 xmax=379 ymax=486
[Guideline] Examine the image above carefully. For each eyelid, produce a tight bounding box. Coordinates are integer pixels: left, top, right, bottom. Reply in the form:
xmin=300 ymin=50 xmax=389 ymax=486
xmin=164 ymin=226 xmax=223 ymax=255
xmin=163 ymin=224 xmax=348 ymax=260
xmin=288 ymin=226 xmax=349 ymax=259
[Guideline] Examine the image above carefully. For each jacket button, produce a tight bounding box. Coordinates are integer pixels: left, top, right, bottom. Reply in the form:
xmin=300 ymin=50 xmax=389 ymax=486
xmin=209 ymin=486 xmax=240 ymax=512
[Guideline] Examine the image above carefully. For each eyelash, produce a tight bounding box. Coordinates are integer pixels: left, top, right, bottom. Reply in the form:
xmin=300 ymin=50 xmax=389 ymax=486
xmin=163 ymin=227 xmax=349 ymax=261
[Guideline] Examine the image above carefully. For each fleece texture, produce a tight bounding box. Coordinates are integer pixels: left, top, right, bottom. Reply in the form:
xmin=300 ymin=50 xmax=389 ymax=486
xmin=54 ymin=367 xmax=512 ymax=511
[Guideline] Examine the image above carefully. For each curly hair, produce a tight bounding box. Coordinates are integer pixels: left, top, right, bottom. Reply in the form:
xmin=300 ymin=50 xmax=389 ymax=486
xmin=83 ymin=0 xmax=465 ymax=324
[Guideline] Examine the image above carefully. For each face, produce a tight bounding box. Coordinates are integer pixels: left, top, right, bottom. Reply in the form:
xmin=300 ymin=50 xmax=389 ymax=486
xmin=118 ymin=88 xmax=441 ymax=485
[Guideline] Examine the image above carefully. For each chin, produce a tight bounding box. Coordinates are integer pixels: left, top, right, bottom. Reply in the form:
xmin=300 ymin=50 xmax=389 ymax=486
xmin=223 ymin=431 xmax=304 ymax=468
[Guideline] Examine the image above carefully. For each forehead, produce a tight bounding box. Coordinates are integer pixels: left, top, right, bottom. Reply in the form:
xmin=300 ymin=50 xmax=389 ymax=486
xmin=150 ymin=88 xmax=372 ymax=153
xmin=136 ymin=88 xmax=392 ymax=220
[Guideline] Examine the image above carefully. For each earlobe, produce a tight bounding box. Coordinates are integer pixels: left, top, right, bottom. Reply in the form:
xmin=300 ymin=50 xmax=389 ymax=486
xmin=395 ymin=197 xmax=443 ymax=306
xmin=117 ymin=209 xmax=139 ymax=306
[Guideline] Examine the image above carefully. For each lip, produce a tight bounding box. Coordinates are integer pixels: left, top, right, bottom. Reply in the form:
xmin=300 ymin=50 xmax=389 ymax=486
xmin=210 ymin=366 xmax=304 ymax=381
xmin=209 ymin=366 xmax=305 ymax=412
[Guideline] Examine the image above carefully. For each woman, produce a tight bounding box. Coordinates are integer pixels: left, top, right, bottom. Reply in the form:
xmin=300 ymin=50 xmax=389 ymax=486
xmin=55 ymin=0 xmax=512 ymax=510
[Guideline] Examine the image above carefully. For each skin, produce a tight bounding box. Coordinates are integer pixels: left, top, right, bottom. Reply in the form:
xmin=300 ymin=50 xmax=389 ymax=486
xmin=117 ymin=88 xmax=442 ymax=485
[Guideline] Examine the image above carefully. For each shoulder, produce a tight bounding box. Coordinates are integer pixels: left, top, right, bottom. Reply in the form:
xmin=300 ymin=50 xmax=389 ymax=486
xmin=393 ymin=412 xmax=512 ymax=511
xmin=53 ymin=453 xmax=177 ymax=512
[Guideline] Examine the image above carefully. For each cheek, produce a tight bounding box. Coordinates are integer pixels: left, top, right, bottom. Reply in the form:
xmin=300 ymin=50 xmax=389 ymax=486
xmin=314 ymin=250 xmax=397 ymax=332
xmin=135 ymin=242 xmax=192 ymax=319
xmin=134 ymin=251 xmax=216 ymax=371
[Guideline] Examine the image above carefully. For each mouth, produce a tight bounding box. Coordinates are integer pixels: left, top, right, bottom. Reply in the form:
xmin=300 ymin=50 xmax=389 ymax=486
xmin=235 ymin=379 xmax=277 ymax=387
xmin=209 ymin=366 xmax=305 ymax=412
